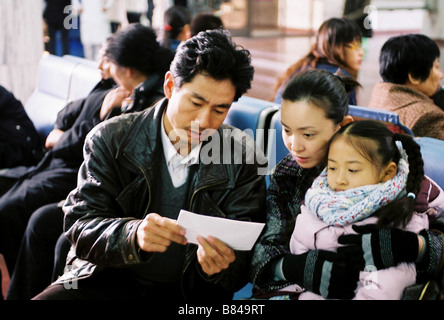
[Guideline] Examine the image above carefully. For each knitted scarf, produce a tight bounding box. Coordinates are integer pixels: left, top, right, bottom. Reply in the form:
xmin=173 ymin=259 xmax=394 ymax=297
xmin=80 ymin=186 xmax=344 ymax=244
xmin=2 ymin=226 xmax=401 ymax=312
xmin=305 ymin=150 xmax=409 ymax=226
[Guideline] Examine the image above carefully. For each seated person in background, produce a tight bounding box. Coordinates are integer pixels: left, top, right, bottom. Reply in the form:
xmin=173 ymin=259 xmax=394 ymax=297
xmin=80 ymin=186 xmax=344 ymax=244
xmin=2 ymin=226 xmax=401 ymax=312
xmin=161 ymin=5 xmax=191 ymax=52
xmin=4 ymin=23 xmax=174 ymax=300
xmin=368 ymin=34 xmax=444 ymax=140
xmin=190 ymin=12 xmax=224 ymax=37
xmin=33 ymin=29 xmax=266 ymax=301
xmin=0 ymin=85 xmax=43 ymax=168
xmin=273 ymin=17 xmax=363 ymax=105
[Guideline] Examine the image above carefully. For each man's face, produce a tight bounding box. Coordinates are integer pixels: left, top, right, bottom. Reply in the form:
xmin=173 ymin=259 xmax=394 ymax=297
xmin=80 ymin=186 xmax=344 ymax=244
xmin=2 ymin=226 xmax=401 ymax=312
xmin=163 ymin=72 xmax=236 ymax=154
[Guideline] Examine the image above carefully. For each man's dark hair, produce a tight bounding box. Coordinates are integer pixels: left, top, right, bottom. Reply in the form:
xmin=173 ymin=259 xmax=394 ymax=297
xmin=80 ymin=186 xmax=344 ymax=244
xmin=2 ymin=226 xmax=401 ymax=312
xmin=379 ymin=34 xmax=440 ymax=84
xmin=106 ymin=23 xmax=174 ymax=77
xmin=170 ymin=29 xmax=254 ymax=101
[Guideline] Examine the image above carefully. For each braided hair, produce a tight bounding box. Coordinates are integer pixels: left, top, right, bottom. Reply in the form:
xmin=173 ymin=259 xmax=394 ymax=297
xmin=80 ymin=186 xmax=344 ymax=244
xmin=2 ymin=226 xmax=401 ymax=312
xmin=331 ymin=120 xmax=424 ymax=227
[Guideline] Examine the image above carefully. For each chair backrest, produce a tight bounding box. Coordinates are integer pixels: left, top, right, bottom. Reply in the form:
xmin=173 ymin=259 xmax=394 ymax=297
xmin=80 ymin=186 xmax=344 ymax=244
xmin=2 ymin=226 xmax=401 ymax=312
xmin=349 ymin=105 xmax=414 ymax=135
xmin=25 ymin=54 xmax=79 ymax=140
xmin=266 ymin=110 xmax=288 ymax=176
xmin=415 ymin=137 xmax=444 ymax=190
xmin=224 ymin=95 xmax=279 ymax=155
xmin=25 ymin=54 xmax=101 ymax=141
xmin=68 ymin=62 xmax=101 ymax=102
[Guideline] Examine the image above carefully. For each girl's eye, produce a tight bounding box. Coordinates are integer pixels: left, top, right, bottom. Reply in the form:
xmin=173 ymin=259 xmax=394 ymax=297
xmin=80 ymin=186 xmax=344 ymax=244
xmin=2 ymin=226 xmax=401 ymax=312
xmin=348 ymin=169 xmax=359 ymax=173
xmin=327 ymin=167 xmax=336 ymax=171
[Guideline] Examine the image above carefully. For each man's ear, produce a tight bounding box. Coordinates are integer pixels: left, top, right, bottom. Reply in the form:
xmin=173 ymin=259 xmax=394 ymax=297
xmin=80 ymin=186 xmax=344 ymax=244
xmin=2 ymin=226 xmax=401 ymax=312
xmin=163 ymin=71 xmax=175 ymax=99
xmin=380 ymin=161 xmax=397 ymax=182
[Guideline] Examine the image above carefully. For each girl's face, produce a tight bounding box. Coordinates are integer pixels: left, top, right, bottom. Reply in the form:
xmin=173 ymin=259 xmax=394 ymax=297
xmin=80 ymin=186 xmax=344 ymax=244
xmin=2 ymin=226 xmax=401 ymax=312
xmin=343 ymin=40 xmax=364 ymax=74
xmin=326 ymin=136 xmax=396 ymax=191
xmin=281 ymin=100 xmax=342 ymax=169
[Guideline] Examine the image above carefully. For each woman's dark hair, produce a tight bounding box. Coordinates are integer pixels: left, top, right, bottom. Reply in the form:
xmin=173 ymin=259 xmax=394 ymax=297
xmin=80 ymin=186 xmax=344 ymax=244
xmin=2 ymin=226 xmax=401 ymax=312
xmin=379 ymin=34 xmax=441 ymax=84
xmin=162 ymin=5 xmax=191 ymax=50
xmin=190 ymin=13 xmax=224 ymax=37
xmin=274 ymin=17 xmax=362 ymax=97
xmin=105 ymin=23 xmax=174 ymax=77
xmin=331 ymin=120 xmax=424 ymax=227
xmin=282 ymin=69 xmax=360 ymax=125
xmin=170 ymin=29 xmax=254 ymax=101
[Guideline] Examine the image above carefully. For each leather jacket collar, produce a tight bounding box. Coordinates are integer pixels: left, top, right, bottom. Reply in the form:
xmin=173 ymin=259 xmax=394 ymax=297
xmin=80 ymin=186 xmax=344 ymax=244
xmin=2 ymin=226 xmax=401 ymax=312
xmin=115 ymin=98 xmax=232 ymax=191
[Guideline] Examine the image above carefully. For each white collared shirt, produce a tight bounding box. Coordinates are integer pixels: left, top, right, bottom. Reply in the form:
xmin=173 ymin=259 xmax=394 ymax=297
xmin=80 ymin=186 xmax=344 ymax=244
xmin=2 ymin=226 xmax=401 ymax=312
xmin=160 ymin=113 xmax=201 ymax=188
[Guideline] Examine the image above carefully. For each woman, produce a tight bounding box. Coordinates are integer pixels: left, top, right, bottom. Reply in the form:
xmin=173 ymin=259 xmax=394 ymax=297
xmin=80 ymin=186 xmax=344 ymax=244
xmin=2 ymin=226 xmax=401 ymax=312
xmin=249 ymin=69 xmax=444 ymax=299
xmin=368 ymin=34 xmax=444 ymax=140
xmin=273 ymin=17 xmax=364 ymax=105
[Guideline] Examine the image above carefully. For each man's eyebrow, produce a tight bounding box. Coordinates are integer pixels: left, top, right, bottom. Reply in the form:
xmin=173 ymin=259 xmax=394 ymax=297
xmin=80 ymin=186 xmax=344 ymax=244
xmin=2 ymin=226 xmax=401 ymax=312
xmin=191 ymin=92 xmax=232 ymax=109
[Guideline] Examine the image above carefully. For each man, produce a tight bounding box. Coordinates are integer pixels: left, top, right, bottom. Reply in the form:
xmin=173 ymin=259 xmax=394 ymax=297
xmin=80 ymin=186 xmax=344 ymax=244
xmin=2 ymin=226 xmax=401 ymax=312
xmin=34 ymin=30 xmax=267 ymax=300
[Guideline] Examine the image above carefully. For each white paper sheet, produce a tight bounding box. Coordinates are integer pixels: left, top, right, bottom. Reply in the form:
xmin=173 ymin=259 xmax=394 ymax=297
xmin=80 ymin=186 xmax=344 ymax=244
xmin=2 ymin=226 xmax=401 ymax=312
xmin=176 ymin=210 xmax=265 ymax=251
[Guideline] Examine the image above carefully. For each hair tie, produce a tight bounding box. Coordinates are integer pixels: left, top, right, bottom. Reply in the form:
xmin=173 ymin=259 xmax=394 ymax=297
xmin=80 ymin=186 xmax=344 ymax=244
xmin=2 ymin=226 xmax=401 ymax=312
xmin=407 ymin=192 xmax=416 ymax=200
xmin=164 ymin=24 xmax=173 ymax=31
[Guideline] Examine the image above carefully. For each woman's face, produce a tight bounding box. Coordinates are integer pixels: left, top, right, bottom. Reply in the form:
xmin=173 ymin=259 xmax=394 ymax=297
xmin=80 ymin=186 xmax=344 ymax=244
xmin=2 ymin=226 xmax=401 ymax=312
xmin=343 ymin=40 xmax=364 ymax=74
xmin=97 ymin=54 xmax=112 ymax=80
xmin=280 ymin=100 xmax=342 ymax=169
xmin=414 ymin=58 xmax=443 ymax=97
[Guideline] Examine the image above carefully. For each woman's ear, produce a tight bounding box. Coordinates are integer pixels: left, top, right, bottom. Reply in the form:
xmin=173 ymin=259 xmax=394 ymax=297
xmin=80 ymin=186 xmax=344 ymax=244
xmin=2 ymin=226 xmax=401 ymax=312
xmin=163 ymin=71 xmax=175 ymax=99
xmin=380 ymin=161 xmax=397 ymax=182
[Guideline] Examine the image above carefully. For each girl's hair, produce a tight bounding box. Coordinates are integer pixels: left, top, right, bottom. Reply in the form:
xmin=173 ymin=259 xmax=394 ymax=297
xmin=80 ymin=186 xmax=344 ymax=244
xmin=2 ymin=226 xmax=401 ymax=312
xmin=162 ymin=5 xmax=191 ymax=50
xmin=282 ymin=69 xmax=360 ymax=125
xmin=380 ymin=34 xmax=440 ymax=84
xmin=105 ymin=23 xmax=174 ymax=77
xmin=273 ymin=17 xmax=362 ymax=97
xmin=331 ymin=120 xmax=424 ymax=227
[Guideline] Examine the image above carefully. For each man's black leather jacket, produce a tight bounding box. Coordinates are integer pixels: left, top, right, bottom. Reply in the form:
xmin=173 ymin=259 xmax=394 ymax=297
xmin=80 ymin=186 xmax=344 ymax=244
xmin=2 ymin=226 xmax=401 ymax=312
xmin=59 ymin=98 xmax=267 ymax=300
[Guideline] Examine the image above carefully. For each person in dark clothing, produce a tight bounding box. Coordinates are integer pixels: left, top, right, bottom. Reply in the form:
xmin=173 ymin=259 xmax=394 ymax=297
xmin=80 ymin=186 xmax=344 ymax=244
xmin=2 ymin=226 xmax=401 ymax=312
xmin=5 ymin=24 xmax=173 ymax=300
xmin=343 ymin=0 xmax=373 ymax=38
xmin=0 ymin=86 xmax=43 ymax=169
xmin=43 ymin=0 xmax=72 ymax=56
xmin=174 ymin=0 xmax=188 ymax=7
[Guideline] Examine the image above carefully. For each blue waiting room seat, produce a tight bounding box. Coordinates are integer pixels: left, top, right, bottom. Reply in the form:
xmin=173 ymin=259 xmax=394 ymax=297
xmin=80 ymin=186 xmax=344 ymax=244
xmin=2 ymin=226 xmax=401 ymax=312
xmin=224 ymin=96 xmax=279 ymax=156
xmin=415 ymin=137 xmax=444 ymax=190
xmin=349 ymin=105 xmax=414 ymax=135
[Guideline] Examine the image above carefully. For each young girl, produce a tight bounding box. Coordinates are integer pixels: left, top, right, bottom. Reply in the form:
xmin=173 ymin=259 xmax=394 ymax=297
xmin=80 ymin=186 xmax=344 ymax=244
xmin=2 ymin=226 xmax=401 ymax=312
xmin=273 ymin=17 xmax=364 ymax=105
xmin=288 ymin=120 xmax=444 ymax=300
